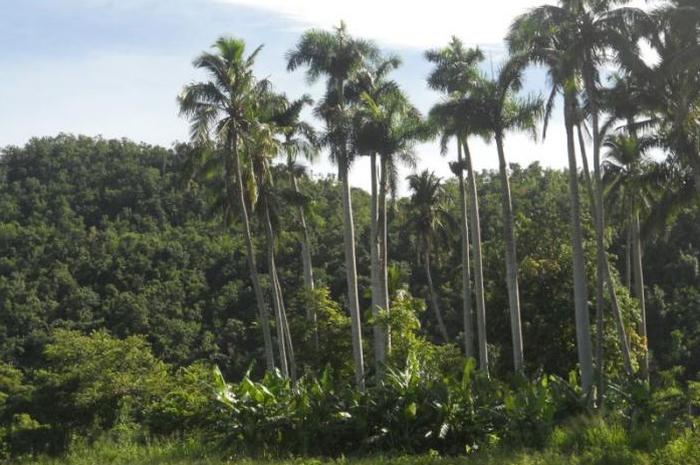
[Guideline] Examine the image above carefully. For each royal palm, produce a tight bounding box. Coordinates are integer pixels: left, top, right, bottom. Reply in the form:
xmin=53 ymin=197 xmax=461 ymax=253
xmin=287 ymin=22 xmax=379 ymax=389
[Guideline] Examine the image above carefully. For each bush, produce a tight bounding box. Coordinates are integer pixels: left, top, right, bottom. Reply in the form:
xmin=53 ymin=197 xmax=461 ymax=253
xmin=653 ymin=429 xmax=700 ymax=465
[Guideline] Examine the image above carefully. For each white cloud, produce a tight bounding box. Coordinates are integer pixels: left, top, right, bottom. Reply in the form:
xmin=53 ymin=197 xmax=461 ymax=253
xmin=216 ymin=0 xmax=553 ymax=49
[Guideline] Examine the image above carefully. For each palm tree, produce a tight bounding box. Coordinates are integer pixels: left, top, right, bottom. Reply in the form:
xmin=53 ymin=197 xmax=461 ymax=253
xmin=353 ymin=80 xmax=425 ymax=367
xmin=626 ymin=0 xmax=700 ymax=192
xmin=249 ymin=95 xmax=299 ymax=381
xmin=574 ymin=105 xmax=633 ymax=396
xmin=406 ymin=171 xmax=452 ymax=343
xmin=543 ymin=3 xmax=646 ymax=386
xmin=450 ymin=59 xmax=543 ymax=374
xmin=604 ymin=133 xmax=660 ymax=382
xmin=287 ymin=22 xmax=379 ymax=389
xmin=507 ymin=0 xmax=656 ymax=393
xmin=508 ymin=11 xmax=600 ymax=393
xmin=426 ymin=38 xmax=488 ymax=367
xmin=272 ymin=95 xmax=321 ymax=342
xmin=178 ymin=37 xmax=275 ymax=371
xmin=348 ymin=56 xmax=401 ymax=367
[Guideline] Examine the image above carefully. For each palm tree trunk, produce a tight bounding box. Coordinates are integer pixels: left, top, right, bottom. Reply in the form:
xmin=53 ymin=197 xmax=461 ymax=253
xmin=379 ymin=156 xmax=391 ymax=355
xmin=625 ymin=225 xmax=632 ymax=291
xmin=456 ymin=141 xmax=476 ymax=362
xmin=291 ymin=173 xmax=318 ymax=349
xmin=275 ymin=272 xmax=297 ymax=382
xmin=495 ymin=134 xmax=524 ymax=373
xmin=462 ymin=140 xmax=488 ymax=374
xmin=264 ymin=200 xmax=289 ymax=379
xmin=576 ymin=124 xmax=605 ymax=402
xmin=565 ymin=95 xmax=594 ymax=394
xmin=425 ymin=249 xmax=449 ymax=343
xmin=230 ymin=135 xmax=275 ymax=371
xmin=577 ymin=124 xmax=633 ymax=380
xmin=584 ymin=67 xmax=634 ymax=384
xmin=291 ymin=175 xmax=316 ymax=293
xmin=339 ymin=162 xmax=365 ymax=390
xmin=337 ymin=78 xmax=365 ymax=390
xmin=632 ymin=211 xmax=649 ymax=382
xmin=370 ymin=152 xmax=386 ymax=368
xmin=583 ymin=69 xmax=607 ymax=399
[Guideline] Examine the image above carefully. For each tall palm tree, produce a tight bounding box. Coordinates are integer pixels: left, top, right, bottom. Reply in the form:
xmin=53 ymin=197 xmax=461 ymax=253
xmin=249 ymin=94 xmax=299 ymax=381
xmin=178 ymin=37 xmax=275 ymax=371
xmin=508 ymin=4 xmax=646 ymax=393
xmin=353 ymin=82 xmax=424 ymax=367
xmin=604 ymin=133 xmax=660 ymax=382
xmin=426 ymin=38 xmax=488 ymax=367
xmin=272 ymin=95 xmax=321 ymax=341
xmin=508 ymin=17 xmax=596 ymax=391
xmin=287 ymin=22 xmax=379 ymax=389
xmin=348 ymin=56 xmax=401 ymax=367
xmin=540 ymin=2 xmax=646 ymax=386
xmin=406 ymin=170 xmax=452 ymax=343
xmin=450 ymin=59 xmax=543 ymax=374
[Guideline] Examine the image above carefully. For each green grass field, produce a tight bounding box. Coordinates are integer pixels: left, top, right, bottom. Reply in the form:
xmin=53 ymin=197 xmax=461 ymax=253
xmin=11 ymin=429 xmax=700 ymax=465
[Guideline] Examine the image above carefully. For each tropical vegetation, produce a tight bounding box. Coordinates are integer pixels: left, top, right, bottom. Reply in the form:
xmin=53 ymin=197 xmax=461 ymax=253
xmin=1 ymin=0 xmax=699 ymax=463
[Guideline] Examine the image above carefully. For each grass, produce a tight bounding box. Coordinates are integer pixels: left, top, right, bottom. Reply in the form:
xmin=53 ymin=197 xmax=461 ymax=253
xmin=10 ymin=419 xmax=700 ymax=465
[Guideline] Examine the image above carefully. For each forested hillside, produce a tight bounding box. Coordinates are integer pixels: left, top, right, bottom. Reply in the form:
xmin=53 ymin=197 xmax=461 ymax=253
xmin=2 ymin=135 xmax=697 ymax=381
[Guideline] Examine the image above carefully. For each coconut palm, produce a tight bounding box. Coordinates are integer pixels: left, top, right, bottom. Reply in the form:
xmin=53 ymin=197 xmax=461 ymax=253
xmin=426 ymin=38 xmax=488 ymax=368
xmin=287 ymin=22 xmax=379 ymax=389
xmin=178 ymin=37 xmax=275 ymax=371
xmin=406 ymin=170 xmax=452 ymax=343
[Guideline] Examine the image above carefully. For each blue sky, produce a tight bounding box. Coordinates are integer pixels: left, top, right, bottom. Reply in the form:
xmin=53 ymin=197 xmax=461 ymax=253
xmin=0 ymin=0 xmax=597 ymax=191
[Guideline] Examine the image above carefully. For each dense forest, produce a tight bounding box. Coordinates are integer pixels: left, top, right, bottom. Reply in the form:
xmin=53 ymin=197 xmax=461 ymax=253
xmin=1 ymin=0 xmax=699 ymax=463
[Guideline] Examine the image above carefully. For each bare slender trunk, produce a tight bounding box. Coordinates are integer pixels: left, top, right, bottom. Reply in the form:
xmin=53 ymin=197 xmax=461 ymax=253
xmin=632 ymin=211 xmax=649 ymax=382
xmin=494 ymin=134 xmax=524 ymax=373
xmin=291 ymin=175 xmax=316 ymax=292
xmin=625 ymin=225 xmax=632 ymax=291
xmin=264 ymin=199 xmax=289 ymax=379
xmin=586 ymin=71 xmax=608 ymax=401
xmin=584 ymin=66 xmax=634 ymax=387
xmin=370 ymin=153 xmax=386 ymax=367
xmin=425 ymin=249 xmax=449 ymax=343
xmin=275 ymin=273 xmax=297 ymax=382
xmin=577 ymin=124 xmax=605 ymax=402
xmin=291 ymin=173 xmax=318 ymax=349
xmin=456 ymin=141 xmax=476 ymax=361
xmin=336 ymin=79 xmax=365 ymax=390
xmin=462 ymin=140 xmax=488 ymax=374
xmin=379 ymin=156 xmax=391 ymax=355
xmin=339 ymin=163 xmax=365 ymax=390
xmin=565 ymin=94 xmax=594 ymax=394
xmin=230 ymin=135 xmax=274 ymax=371
xmin=577 ymin=124 xmax=633 ymax=381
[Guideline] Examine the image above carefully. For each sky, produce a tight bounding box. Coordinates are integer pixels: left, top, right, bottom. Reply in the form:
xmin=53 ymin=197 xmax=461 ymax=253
xmin=0 ymin=0 xmax=650 ymax=192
